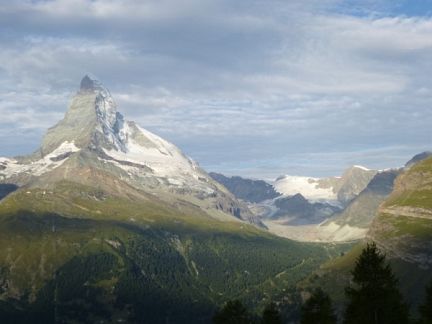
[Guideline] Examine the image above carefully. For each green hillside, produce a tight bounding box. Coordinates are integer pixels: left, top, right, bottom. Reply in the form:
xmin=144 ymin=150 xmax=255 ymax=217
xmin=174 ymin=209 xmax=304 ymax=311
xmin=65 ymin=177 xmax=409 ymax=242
xmin=0 ymin=182 xmax=350 ymax=323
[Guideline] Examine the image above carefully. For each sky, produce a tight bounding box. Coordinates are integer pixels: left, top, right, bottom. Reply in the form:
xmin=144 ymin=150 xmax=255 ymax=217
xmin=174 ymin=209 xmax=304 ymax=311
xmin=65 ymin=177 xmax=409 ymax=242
xmin=0 ymin=0 xmax=431 ymax=179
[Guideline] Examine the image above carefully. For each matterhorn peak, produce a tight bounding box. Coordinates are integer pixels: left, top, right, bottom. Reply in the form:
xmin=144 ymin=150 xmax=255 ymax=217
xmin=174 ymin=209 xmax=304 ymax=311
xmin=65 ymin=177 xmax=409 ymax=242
xmin=79 ymin=74 xmax=107 ymax=92
xmin=0 ymin=75 xmax=255 ymax=233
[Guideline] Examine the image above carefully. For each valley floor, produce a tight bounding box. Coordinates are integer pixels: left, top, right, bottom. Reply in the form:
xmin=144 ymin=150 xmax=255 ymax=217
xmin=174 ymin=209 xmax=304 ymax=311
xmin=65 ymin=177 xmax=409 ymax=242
xmin=250 ymin=200 xmax=367 ymax=243
xmin=263 ymin=220 xmax=367 ymax=243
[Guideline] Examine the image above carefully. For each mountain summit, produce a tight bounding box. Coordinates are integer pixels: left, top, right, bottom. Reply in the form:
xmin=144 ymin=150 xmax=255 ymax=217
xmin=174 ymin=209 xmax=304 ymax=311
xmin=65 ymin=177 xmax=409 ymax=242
xmin=0 ymin=76 xmax=256 ymax=224
xmin=41 ymin=74 xmax=125 ymax=155
xmin=79 ymin=74 xmax=106 ymax=92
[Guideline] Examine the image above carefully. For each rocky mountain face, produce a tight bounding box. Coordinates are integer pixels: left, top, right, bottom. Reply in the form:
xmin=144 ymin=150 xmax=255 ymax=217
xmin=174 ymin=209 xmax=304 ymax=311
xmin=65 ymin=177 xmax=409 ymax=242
xmin=330 ymin=169 xmax=400 ymax=228
xmin=0 ymin=75 xmax=257 ymax=225
xmin=404 ymin=151 xmax=432 ymax=168
xmin=336 ymin=166 xmax=379 ymax=205
xmin=272 ymin=193 xmax=341 ymax=225
xmin=209 ymin=172 xmax=280 ymax=203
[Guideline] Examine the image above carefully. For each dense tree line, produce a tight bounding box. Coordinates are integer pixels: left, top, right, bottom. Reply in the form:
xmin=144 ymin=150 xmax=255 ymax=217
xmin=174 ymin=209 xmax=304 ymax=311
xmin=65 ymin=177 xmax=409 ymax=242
xmin=213 ymin=242 xmax=432 ymax=324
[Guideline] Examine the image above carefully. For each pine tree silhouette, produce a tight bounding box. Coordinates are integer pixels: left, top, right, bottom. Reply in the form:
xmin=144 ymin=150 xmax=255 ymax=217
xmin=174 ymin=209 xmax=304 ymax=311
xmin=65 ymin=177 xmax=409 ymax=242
xmin=343 ymin=242 xmax=409 ymax=324
xmin=261 ymin=302 xmax=282 ymax=324
xmin=212 ymin=300 xmax=252 ymax=324
xmin=300 ymin=288 xmax=336 ymax=324
xmin=419 ymin=281 xmax=432 ymax=324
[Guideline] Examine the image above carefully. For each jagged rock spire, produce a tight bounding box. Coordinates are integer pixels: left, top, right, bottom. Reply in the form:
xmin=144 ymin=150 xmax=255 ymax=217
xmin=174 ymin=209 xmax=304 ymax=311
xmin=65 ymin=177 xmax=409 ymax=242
xmin=79 ymin=74 xmax=107 ymax=93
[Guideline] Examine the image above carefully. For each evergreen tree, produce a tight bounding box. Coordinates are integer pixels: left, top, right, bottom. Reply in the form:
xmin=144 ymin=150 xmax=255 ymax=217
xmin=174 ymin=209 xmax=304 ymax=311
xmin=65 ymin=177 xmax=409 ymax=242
xmin=419 ymin=281 xmax=432 ymax=323
xmin=261 ymin=302 xmax=282 ymax=324
xmin=344 ymin=242 xmax=409 ymax=324
xmin=300 ymin=288 xmax=336 ymax=324
xmin=212 ymin=300 xmax=252 ymax=324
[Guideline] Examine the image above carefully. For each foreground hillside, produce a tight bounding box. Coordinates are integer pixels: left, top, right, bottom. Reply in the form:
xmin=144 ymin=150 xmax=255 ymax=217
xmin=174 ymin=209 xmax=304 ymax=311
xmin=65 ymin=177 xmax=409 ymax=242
xmin=0 ymin=182 xmax=350 ymax=323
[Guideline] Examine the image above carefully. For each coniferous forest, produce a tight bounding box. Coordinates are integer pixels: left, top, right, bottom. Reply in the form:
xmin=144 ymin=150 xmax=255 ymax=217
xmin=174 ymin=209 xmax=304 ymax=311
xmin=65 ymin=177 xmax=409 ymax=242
xmin=213 ymin=243 xmax=432 ymax=324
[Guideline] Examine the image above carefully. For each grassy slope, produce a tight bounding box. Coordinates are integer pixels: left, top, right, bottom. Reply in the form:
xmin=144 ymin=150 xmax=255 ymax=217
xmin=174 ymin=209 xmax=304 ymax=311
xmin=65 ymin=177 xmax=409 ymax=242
xmin=384 ymin=157 xmax=432 ymax=209
xmin=0 ymin=181 xmax=351 ymax=323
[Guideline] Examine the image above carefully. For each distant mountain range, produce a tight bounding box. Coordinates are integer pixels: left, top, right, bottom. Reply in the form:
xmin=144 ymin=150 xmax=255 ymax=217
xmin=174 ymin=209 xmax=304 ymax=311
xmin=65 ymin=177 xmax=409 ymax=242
xmin=210 ymin=165 xmax=392 ymax=242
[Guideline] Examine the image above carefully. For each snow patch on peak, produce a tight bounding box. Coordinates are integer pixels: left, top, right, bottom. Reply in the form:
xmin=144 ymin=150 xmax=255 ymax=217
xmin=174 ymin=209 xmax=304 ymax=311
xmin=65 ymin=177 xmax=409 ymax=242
xmin=49 ymin=141 xmax=80 ymax=157
xmin=352 ymin=165 xmax=370 ymax=171
xmin=0 ymin=141 xmax=80 ymax=180
xmin=101 ymin=121 xmax=200 ymax=180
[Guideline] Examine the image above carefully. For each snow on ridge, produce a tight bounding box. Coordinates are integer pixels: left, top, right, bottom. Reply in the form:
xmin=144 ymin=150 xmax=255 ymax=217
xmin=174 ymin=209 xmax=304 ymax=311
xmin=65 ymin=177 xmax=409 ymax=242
xmin=0 ymin=141 xmax=80 ymax=179
xmin=102 ymin=122 xmax=198 ymax=178
xmin=352 ymin=165 xmax=371 ymax=171
xmin=48 ymin=141 xmax=80 ymax=157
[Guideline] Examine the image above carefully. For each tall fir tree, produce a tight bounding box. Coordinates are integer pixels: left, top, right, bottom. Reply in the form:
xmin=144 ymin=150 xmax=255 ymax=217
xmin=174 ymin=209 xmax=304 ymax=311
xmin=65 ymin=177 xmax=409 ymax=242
xmin=344 ymin=242 xmax=409 ymax=324
xmin=300 ymin=288 xmax=336 ymax=324
xmin=212 ymin=300 xmax=252 ymax=324
xmin=419 ymin=281 xmax=432 ymax=324
xmin=261 ymin=302 xmax=282 ymax=324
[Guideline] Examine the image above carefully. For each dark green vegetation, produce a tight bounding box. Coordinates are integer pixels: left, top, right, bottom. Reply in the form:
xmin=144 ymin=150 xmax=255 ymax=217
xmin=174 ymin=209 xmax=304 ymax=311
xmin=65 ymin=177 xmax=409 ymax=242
xmin=0 ymin=182 xmax=350 ymax=323
xmin=261 ymin=302 xmax=283 ymax=324
xmin=209 ymin=172 xmax=280 ymax=203
xmin=216 ymin=243 xmax=432 ymax=323
xmin=418 ymin=281 xmax=432 ymax=324
xmin=212 ymin=300 xmax=252 ymax=324
xmin=343 ymin=243 xmax=409 ymax=324
xmin=212 ymin=300 xmax=283 ymax=324
xmin=300 ymin=288 xmax=336 ymax=324
xmin=303 ymin=241 xmax=432 ymax=322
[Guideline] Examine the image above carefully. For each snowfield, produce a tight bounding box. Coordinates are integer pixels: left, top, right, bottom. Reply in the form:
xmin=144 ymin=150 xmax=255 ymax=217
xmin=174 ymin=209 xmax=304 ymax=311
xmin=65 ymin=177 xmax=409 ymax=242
xmin=273 ymin=175 xmax=337 ymax=201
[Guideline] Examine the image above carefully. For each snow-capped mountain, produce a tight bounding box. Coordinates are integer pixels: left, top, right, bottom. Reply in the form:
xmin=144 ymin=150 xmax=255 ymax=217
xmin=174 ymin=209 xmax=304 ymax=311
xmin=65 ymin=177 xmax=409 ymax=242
xmin=273 ymin=175 xmax=338 ymax=202
xmin=273 ymin=165 xmax=378 ymax=206
xmin=0 ymin=75 xmax=256 ymax=224
xmin=225 ymin=165 xmax=381 ymax=242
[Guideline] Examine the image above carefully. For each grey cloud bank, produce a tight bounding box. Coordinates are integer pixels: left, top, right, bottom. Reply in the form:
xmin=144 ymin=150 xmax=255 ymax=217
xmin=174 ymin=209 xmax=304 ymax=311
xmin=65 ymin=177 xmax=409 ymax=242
xmin=0 ymin=0 xmax=431 ymax=178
